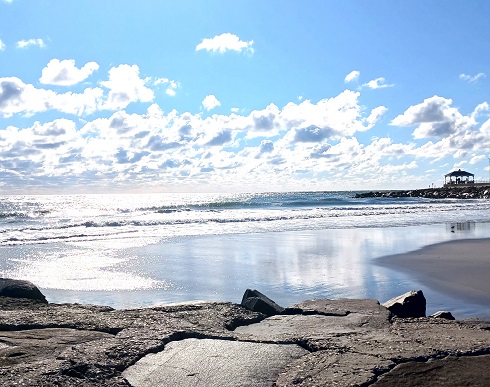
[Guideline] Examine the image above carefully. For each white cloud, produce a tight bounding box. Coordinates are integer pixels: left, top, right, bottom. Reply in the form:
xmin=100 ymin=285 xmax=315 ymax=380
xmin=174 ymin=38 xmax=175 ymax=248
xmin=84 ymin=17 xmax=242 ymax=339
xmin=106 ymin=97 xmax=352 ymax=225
xmin=0 ymin=39 xmax=5 ymax=51
xmin=40 ymin=59 xmax=100 ymax=86
xmin=344 ymin=70 xmax=360 ymax=83
xmin=459 ymin=73 xmax=486 ymax=83
xmin=4 ymin=63 xmax=490 ymax=193
xmin=362 ymin=77 xmax=394 ymax=89
xmin=0 ymin=76 xmax=103 ymax=117
xmin=100 ymin=64 xmax=154 ymax=110
xmin=166 ymin=80 xmax=179 ymax=96
xmin=196 ymin=33 xmax=254 ymax=54
xmin=391 ymin=96 xmax=490 ymax=161
xmin=153 ymin=78 xmax=168 ymax=86
xmin=469 ymin=155 xmax=486 ymax=165
xmin=391 ymin=96 xmax=453 ymax=126
xmin=17 ymin=38 xmax=45 ymax=49
xmin=249 ymin=104 xmax=280 ymax=134
xmin=0 ymin=118 xmax=83 ymax=178
xmin=366 ymin=106 xmax=388 ymax=127
xmin=154 ymin=78 xmax=179 ymax=97
xmin=280 ymin=90 xmax=379 ymax=140
xmin=202 ymin=95 xmax=221 ymax=111
xmin=0 ymin=65 xmax=179 ymax=118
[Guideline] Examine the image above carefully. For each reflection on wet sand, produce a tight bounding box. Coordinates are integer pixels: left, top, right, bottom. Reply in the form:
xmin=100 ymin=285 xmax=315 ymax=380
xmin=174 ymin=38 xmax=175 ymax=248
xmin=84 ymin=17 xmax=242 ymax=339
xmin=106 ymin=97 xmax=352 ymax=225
xmin=2 ymin=222 xmax=490 ymax=319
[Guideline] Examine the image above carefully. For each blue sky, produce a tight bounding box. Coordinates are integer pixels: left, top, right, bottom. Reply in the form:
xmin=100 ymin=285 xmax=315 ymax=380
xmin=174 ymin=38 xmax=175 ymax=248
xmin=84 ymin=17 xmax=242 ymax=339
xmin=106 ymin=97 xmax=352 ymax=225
xmin=1 ymin=0 xmax=489 ymax=193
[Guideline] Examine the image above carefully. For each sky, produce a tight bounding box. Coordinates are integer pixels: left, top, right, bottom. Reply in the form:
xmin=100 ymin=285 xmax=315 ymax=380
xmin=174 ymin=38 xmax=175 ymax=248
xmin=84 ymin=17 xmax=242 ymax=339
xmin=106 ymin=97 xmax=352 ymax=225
xmin=0 ymin=0 xmax=489 ymax=194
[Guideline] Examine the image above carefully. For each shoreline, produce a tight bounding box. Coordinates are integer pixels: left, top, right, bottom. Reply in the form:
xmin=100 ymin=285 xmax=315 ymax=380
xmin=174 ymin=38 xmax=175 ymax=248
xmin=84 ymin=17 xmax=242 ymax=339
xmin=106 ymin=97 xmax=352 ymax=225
xmin=375 ymin=237 xmax=490 ymax=310
xmin=3 ymin=222 xmax=490 ymax=320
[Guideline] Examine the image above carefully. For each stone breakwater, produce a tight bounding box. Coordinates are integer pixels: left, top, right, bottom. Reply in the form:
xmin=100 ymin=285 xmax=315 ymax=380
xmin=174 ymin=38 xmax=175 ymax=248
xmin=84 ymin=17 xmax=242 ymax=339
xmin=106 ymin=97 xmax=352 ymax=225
xmin=355 ymin=185 xmax=490 ymax=199
xmin=0 ymin=280 xmax=489 ymax=386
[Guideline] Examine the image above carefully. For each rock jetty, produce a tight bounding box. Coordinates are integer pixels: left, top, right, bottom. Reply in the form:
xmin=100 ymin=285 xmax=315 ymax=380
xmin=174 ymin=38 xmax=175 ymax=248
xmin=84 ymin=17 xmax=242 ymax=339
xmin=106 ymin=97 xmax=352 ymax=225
xmin=355 ymin=185 xmax=490 ymax=199
xmin=0 ymin=280 xmax=489 ymax=386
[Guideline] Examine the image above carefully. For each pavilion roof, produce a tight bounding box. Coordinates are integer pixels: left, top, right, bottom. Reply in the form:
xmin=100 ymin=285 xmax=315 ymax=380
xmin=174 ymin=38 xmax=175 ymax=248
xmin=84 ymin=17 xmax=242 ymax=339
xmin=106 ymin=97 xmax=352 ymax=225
xmin=444 ymin=169 xmax=474 ymax=177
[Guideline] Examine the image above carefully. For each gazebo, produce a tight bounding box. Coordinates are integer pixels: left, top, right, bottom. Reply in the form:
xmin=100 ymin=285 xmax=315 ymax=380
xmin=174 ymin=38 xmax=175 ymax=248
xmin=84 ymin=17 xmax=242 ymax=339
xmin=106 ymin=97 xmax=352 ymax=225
xmin=444 ymin=169 xmax=474 ymax=186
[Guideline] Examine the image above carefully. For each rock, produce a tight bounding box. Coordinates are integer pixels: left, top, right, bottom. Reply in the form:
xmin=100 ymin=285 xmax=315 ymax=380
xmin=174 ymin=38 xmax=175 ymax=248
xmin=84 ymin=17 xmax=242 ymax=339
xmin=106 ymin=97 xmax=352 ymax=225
xmin=353 ymin=186 xmax=490 ymax=200
xmin=0 ymin=291 xmax=489 ymax=386
xmin=0 ymin=278 xmax=47 ymax=304
xmin=0 ymin=328 xmax=113 ymax=365
xmin=285 ymin=298 xmax=392 ymax=328
xmin=241 ymin=289 xmax=285 ymax=316
xmin=382 ymin=290 xmax=426 ymax=318
xmin=276 ymin=350 xmax=394 ymax=386
xmin=430 ymin=311 xmax=455 ymax=320
xmin=371 ymin=355 xmax=490 ymax=387
xmin=123 ymin=338 xmax=308 ymax=387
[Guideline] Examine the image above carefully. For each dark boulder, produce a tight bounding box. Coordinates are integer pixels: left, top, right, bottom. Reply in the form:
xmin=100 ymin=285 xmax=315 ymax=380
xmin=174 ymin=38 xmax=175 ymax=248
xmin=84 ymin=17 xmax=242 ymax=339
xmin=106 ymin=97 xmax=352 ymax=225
xmin=382 ymin=290 xmax=426 ymax=318
xmin=0 ymin=278 xmax=47 ymax=304
xmin=430 ymin=310 xmax=455 ymax=320
xmin=241 ymin=289 xmax=285 ymax=316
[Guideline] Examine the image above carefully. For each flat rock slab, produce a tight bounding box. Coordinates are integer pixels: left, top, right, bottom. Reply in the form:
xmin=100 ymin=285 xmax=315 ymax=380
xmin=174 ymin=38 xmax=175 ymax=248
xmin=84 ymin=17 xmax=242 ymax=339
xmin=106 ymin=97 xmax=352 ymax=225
xmin=372 ymin=354 xmax=490 ymax=386
xmin=0 ymin=328 xmax=113 ymax=366
xmin=276 ymin=350 xmax=394 ymax=386
xmin=289 ymin=298 xmax=390 ymax=317
xmin=235 ymin=311 xmax=390 ymax=343
xmin=123 ymin=338 xmax=308 ymax=387
xmin=1 ymin=296 xmax=489 ymax=386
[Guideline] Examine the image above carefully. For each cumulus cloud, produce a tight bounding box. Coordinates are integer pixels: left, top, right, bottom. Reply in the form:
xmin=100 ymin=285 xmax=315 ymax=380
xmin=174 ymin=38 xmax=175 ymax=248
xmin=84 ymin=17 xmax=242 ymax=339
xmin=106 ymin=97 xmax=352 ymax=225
xmin=390 ymin=96 xmax=475 ymax=139
xmin=258 ymin=140 xmax=274 ymax=154
xmin=17 ymin=38 xmax=45 ymax=49
xmin=100 ymin=64 xmax=154 ymax=110
xmin=366 ymin=106 xmax=388 ymax=127
xmin=362 ymin=77 xmax=394 ymax=89
xmin=0 ymin=118 xmax=81 ymax=178
xmin=154 ymin=77 xmax=179 ymax=96
xmin=245 ymin=104 xmax=281 ymax=138
xmin=0 ymin=39 xmax=5 ymax=51
xmin=1 ymin=65 xmax=159 ymax=117
xmin=0 ymin=76 xmax=103 ymax=117
xmin=40 ymin=59 xmax=100 ymax=86
xmin=165 ymin=80 xmax=179 ymax=96
xmin=391 ymin=96 xmax=453 ymax=126
xmin=344 ymin=70 xmax=360 ymax=83
xmin=206 ymin=130 xmax=233 ymax=146
xmin=459 ymin=73 xmax=486 ymax=83
xmin=196 ymin=33 xmax=254 ymax=54
xmin=293 ymin=125 xmax=333 ymax=143
xmin=202 ymin=95 xmax=221 ymax=111
xmin=281 ymin=90 xmax=378 ymax=139
xmin=5 ymin=60 xmax=490 ymax=192
xmin=391 ymin=96 xmax=490 ymax=162
xmin=309 ymin=144 xmax=333 ymax=159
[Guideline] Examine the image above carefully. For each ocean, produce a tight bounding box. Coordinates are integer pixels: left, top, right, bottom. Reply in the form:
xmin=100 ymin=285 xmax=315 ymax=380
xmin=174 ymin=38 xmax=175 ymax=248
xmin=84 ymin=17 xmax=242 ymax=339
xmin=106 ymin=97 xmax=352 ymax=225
xmin=1 ymin=192 xmax=490 ymax=318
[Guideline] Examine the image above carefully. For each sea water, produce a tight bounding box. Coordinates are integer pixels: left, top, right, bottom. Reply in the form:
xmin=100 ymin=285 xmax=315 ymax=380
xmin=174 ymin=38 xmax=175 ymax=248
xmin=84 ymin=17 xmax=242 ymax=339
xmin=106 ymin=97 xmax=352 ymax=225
xmin=1 ymin=192 xmax=490 ymax=318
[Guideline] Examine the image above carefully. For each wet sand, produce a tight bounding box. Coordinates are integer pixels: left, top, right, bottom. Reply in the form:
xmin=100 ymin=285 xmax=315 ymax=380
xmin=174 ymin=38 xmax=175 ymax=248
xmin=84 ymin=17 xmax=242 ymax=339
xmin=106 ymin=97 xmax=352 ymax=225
xmin=5 ymin=224 xmax=490 ymax=318
xmin=376 ymin=238 xmax=490 ymax=307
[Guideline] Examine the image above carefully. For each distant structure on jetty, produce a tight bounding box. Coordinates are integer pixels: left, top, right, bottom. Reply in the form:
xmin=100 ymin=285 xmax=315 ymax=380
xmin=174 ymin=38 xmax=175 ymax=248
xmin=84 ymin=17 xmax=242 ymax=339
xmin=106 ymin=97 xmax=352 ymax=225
xmin=444 ymin=169 xmax=474 ymax=187
xmin=355 ymin=168 xmax=490 ymax=199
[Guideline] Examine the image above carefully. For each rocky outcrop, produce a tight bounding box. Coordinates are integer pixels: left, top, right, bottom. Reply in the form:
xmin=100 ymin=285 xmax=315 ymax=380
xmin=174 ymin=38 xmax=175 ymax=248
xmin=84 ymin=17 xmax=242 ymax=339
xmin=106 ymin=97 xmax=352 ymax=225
xmin=0 ymin=278 xmax=47 ymax=304
xmin=382 ymin=290 xmax=426 ymax=318
xmin=241 ymin=288 xmax=285 ymax=316
xmin=355 ymin=185 xmax=490 ymax=199
xmin=430 ymin=310 xmax=456 ymax=320
xmin=0 ymin=284 xmax=489 ymax=386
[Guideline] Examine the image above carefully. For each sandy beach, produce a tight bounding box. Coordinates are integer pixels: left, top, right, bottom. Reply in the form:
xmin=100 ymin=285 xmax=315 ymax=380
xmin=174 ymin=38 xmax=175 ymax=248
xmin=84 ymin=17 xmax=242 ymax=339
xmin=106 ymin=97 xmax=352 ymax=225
xmin=376 ymin=238 xmax=490 ymax=308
